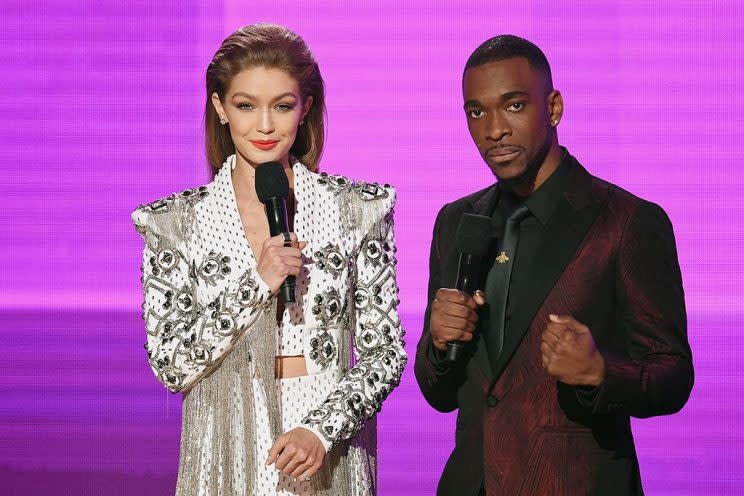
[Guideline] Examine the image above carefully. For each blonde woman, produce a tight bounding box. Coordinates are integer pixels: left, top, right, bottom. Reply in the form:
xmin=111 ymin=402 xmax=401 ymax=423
xmin=132 ymin=24 xmax=406 ymax=495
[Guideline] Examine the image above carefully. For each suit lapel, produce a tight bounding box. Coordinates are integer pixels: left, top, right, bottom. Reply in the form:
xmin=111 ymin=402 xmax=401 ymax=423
xmin=489 ymin=160 xmax=604 ymax=384
xmin=467 ymin=185 xmax=501 ymax=381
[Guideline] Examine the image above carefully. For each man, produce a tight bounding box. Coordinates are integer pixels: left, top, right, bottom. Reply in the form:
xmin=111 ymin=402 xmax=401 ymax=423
xmin=414 ymin=35 xmax=693 ymax=495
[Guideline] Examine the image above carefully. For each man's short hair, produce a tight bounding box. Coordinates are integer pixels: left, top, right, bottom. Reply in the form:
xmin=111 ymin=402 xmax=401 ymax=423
xmin=464 ymin=35 xmax=553 ymax=89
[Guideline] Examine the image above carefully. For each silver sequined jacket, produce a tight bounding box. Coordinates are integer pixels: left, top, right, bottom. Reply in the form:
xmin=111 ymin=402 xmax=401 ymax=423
xmin=132 ymin=155 xmax=407 ymax=451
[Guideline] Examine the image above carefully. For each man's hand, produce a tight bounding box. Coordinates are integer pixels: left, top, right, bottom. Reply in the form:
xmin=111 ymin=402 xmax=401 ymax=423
xmin=429 ymin=288 xmax=486 ymax=351
xmin=540 ymin=314 xmax=605 ymax=386
xmin=266 ymin=427 xmax=325 ymax=481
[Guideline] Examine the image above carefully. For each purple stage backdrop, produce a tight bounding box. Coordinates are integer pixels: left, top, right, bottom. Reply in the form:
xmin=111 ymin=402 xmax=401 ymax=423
xmin=2 ymin=1 xmax=743 ymax=494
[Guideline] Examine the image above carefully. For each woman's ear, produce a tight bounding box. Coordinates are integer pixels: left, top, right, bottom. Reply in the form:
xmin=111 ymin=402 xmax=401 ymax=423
xmin=301 ymin=95 xmax=314 ymax=122
xmin=211 ymin=92 xmax=227 ymax=122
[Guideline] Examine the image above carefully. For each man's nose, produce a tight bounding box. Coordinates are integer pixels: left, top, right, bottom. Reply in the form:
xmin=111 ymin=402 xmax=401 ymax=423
xmin=485 ymin=113 xmax=512 ymax=142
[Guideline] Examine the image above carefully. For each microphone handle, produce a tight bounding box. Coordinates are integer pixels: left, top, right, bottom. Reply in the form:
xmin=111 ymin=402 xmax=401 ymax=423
xmin=264 ymin=197 xmax=296 ymax=304
xmin=445 ymin=252 xmax=480 ymax=363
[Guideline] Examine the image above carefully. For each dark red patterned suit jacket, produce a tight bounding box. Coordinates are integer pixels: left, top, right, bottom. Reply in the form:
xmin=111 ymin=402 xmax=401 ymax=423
xmin=415 ymin=154 xmax=693 ymax=496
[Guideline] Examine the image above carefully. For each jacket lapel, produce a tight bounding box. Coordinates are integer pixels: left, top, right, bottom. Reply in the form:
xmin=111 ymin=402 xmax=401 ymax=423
xmin=467 ymin=185 xmax=501 ymax=381
xmin=489 ymin=159 xmax=603 ymax=384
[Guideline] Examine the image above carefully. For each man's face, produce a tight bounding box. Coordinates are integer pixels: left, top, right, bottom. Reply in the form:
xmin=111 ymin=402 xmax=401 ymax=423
xmin=463 ymin=57 xmax=556 ymax=183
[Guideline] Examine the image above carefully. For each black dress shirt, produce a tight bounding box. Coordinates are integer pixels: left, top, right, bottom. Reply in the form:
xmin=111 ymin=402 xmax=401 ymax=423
xmin=426 ymin=151 xmax=570 ymax=374
xmin=486 ymin=152 xmax=568 ymax=375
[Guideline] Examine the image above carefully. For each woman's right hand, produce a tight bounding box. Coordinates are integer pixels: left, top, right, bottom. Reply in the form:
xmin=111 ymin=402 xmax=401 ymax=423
xmin=256 ymin=233 xmax=307 ymax=294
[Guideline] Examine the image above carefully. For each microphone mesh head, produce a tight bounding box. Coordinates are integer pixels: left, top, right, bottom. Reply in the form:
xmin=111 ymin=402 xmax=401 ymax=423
xmin=456 ymin=214 xmax=491 ymax=256
xmin=255 ymin=161 xmax=290 ymax=202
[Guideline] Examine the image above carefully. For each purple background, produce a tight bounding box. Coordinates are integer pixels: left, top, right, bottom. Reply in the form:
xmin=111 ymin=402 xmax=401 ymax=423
xmin=2 ymin=1 xmax=743 ymax=494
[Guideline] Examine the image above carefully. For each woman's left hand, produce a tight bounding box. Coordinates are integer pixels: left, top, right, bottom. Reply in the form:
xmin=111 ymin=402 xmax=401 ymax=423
xmin=266 ymin=427 xmax=326 ymax=480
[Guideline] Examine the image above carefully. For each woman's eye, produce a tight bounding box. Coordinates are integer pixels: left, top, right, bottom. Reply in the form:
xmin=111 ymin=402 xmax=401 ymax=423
xmin=469 ymin=109 xmax=485 ymax=118
xmin=276 ymin=103 xmax=295 ymax=112
xmin=508 ymin=102 xmax=524 ymax=111
xmin=237 ymin=102 xmax=254 ymax=110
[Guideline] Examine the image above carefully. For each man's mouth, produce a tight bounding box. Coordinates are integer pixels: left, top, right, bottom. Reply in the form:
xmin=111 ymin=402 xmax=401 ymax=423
xmin=486 ymin=145 xmax=522 ymax=163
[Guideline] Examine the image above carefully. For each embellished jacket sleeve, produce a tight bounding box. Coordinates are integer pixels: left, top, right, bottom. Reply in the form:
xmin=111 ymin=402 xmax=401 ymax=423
xmin=132 ymin=203 xmax=272 ymax=393
xmin=300 ymin=190 xmax=407 ymax=451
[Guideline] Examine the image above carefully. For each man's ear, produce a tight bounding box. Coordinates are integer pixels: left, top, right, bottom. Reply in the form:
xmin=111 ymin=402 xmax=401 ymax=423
xmin=548 ymin=90 xmax=563 ymax=127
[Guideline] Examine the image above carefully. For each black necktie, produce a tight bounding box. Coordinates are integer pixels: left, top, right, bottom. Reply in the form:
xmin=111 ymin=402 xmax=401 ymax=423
xmin=484 ymin=203 xmax=531 ymax=371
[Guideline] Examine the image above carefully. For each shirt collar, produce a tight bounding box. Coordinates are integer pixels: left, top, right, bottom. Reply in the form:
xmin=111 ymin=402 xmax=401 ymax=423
xmin=498 ymin=148 xmax=569 ymax=226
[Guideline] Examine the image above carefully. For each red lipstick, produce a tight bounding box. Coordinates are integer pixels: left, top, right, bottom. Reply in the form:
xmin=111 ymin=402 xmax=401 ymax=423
xmin=250 ymin=140 xmax=279 ymax=151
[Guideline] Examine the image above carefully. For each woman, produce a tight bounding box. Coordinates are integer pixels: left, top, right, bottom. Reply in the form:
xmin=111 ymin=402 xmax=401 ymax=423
xmin=132 ymin=24 xmax=406 ymax=495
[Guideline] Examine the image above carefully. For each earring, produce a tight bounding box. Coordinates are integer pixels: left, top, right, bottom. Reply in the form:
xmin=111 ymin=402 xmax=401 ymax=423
xmin=300 ymin=120 xmax=304 ymax=126
xmin=219 ymin=116 xmax=227 ymax=125
xmin=551 ymin=119 xmax=559 ymax=126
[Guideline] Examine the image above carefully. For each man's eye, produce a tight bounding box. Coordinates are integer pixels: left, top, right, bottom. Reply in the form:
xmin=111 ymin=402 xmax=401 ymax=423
xmin=508 ymin=102 xmax=524 ymax=111
xmin=469 ymin=109 xmax=485 ymax=118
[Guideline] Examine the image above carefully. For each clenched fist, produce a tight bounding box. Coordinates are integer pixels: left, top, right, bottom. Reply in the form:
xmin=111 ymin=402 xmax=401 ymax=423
xmin=429 ymin=288 xmax=486 ymax=351
xmin=540 ymin=314 xmax=605 ymax=386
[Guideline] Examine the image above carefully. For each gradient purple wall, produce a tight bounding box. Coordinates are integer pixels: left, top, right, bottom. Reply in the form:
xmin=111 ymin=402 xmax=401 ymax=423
xmin=2 ymin=1 xmax=743 ymax=494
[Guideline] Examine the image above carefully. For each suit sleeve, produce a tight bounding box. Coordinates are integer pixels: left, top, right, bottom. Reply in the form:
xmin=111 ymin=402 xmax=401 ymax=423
xmin=579 ymin=201 xmax=694 ymax=417
xmin=133 ymin=206 xmax=273 ymax=393
xmin=414 ymin=203 xmax=466 ymax=413
xmin=299 ymin=191 xmax=407 ymax=451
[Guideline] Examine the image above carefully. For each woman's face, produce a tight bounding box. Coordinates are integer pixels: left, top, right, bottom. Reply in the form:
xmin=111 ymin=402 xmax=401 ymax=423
xmin=212 ymin=66 xmax=312 ymax=168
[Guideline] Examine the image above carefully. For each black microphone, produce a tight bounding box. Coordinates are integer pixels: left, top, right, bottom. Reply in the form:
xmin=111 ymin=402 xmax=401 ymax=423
xmin=255 ymin=161 xmax=295 ymax=304
xmin=444 ymin=213 xmax=492 ymax=363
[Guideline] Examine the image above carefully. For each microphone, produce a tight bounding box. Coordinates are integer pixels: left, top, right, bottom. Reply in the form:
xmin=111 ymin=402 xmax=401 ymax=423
xmin=255 ymin=161 xmax=295 ymax=304
xmin=444 ymin=213 xmax=492 ymax=363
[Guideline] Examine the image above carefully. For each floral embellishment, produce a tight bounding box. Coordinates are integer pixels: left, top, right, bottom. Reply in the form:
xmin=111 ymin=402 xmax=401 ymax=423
xmin=159 ymin=365 xmax=185 ymax=390
xmin=161 ymin=286 xmax=194 ymax=315
xmin=360 ymin=237 xmax=392 ymax=269
xmin=149 ymin=247 xmax=183 ymax=277
xmin=343 ymin=389 xmax=365 ymax=417
xmin=309 ymin=330 xmax=338 ymax=369
xmin=311 ymin=288 xmax=345 ymax=327
xmin=157 ymin=249 xmax=179 ymax=272
xmin=175 ymin=291 xmax=194 ymax=313
xmin=234 ymin=270 xmax=268 ymax=308
xmin=214 ymin=310 xmax=237 ymax=336
xmin=197 ymin=251 xmax=231 ymax=286
xmin=354 ymin=282 xmax=383 ymax=312
xmin=314 ymin=243 xmax=346 ymax=279
xmin=188 ymin=340 xmax=214 ymax=366
xmin=357 ymin=323 xmax=394 ymax=353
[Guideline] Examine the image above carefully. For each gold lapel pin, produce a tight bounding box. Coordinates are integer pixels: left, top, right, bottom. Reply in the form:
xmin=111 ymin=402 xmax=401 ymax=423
xmin=496 ymin=251 xmax=510 ymax=264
